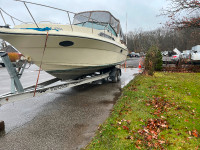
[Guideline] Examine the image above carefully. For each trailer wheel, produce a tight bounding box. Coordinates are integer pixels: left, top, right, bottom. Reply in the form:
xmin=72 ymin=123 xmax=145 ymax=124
xmin=110 ymin=68 xmax=121 ymax=83
xmin=111 ymin=73 xmax=118 ymax=83
xmin=117 ymin=69 xmax=121 ymax=81
xmin=102 ymin=77 xmax=108 ymax=83
xmin=1 ymin=63 xmax=5 ymax=67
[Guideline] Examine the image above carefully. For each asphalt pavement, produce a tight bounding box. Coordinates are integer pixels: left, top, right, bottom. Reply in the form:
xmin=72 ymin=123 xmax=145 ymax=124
xmin=0 ymin=58 xmax=140 ymax=150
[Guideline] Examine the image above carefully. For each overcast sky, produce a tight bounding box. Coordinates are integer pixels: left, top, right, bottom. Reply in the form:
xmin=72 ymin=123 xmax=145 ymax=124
xmin=0 ymin=0 xmax=169 ymax=32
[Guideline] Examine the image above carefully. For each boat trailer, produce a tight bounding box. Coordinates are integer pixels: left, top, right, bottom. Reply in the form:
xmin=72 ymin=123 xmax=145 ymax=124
xmin=0 ymin=52 xmax=121 ymax=106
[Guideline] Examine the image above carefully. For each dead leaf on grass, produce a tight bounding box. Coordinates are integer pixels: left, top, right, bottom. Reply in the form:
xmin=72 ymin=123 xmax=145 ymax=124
xmin=135 ymin=145 xmax=141 ymax=149
xmin=192 ymin=130 xmax=199 ymax=137
xmin=122 ymin=126 xmax=129 ymax=131
xmin=136 ymin=140 xmax=142 ymax=145
xmin=189 ymin=131 xmax=192 ymax=136
xmin=147 ymin=135 xmax=152 ymax=141
xmin=158 ymin=140 xmax=165 ymax=144
xmin=148 ymin=142 xmax=152 ymax=147
xmin=125 ymin=135 xmax=134 ymax=140
xmin=127 ymin=120 xmax=131 ymax=124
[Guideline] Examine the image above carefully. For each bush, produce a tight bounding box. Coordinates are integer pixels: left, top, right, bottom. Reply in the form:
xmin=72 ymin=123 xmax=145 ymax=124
xmin=144 ymin=46 xmax=163 ymax=75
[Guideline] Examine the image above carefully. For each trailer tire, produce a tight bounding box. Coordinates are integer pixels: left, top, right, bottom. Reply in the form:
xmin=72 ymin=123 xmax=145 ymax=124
xmin=110 ymin=69 xmax=120 ymax=83
xmin=111 ymin=73 xmax=117 ymax=83
xmin=117 ymin=69 xmax=121 ymax=81
xmin=1 ymin=64 xmax=5 ymax=67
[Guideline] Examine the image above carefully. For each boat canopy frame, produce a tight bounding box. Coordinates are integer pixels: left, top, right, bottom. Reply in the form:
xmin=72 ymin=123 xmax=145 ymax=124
xmin=73 ymin=11 xmax=122 ymax=35
xmin=0 ymin=0 xmax=126 ymax=41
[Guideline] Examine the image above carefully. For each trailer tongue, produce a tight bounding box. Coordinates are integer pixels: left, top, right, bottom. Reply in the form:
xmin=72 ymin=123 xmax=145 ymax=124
xmin=0 ymin=72 xmax=110 ymax=106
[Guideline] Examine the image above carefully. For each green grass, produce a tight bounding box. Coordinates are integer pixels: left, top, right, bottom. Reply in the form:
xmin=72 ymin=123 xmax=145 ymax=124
xmin=86 ymin=72 xmax=200 ymax=150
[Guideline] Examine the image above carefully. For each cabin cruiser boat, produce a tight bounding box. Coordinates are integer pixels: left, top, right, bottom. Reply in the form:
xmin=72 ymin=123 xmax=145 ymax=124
xmin=0 ymin=3 xmax=127 ymax=80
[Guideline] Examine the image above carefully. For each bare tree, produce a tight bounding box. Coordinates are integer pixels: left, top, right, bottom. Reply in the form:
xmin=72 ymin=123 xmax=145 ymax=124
xmin=127 ymin=27 xmax=200 ymax=52
xmin=162 ymin=0 xmax=200 ymax=29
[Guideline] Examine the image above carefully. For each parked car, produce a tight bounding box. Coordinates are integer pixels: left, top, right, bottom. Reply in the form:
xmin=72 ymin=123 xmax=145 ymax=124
xmin=171 ymin=54 xmax=180 ymax=62
xmin=127 ymin=52 xmax=138 ymax=58
xmin=161 ymin=51 xmax=168 ymax=56
xmin=191 ymin=51 xmax=200 ymax=62
xmin=127 ymin=53 xmax=133 ymax=58
xmin=130 ymin=52 xmax=140 ymax=57
xmin=171 ymin=48 xmax=181 ymax=62
xmin=139 ymin=52 xmax=145 ymax=57
xmin=178 ymin=50 xmax=191 ymax=60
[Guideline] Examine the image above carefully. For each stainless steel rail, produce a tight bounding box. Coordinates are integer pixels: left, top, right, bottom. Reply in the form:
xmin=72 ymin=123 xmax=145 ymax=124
xmin=0 ymin=1 xmax=114 ymax=36
xmin=0 ymin=8 xmax=26 ymax=25
xmin=14 ymin=0 xmax=107 ymax=32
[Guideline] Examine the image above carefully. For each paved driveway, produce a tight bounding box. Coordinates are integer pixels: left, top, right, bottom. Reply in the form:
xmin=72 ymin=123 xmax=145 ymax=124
xmin=0 ymin=59 xmax=140 ymax=150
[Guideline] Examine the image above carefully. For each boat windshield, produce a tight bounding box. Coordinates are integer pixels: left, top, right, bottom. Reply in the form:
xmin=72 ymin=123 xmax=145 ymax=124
xmin=73 ymin=11 xmax=122 ymax=37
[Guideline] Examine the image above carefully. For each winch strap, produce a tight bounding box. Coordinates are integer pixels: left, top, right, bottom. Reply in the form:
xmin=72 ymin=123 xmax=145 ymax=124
xmin=33 ymin=31 xmax=49 ymax=97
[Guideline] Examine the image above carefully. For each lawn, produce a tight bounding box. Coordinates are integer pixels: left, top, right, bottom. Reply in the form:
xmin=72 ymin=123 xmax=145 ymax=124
xmin=86 ymin=72 xmax=200 ymax=150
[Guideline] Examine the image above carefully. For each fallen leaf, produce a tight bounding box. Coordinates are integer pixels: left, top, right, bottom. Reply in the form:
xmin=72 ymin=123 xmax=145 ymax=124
xmin=161 ymin=116 xmax=165 ymax=119
xmin=177 ymin=133 xmax=181 ymax=136
xmin=144 ymin=128 xmax=149 ymax=133
xmin=192 ymin=130 xmax=198 ymax=137
xmin=154 ymin=142 xmax=159 ymax=148
xmin=148 ymin=142 xmax=152 ymax=147
xmin=122 ymin=126 xmax=129 ymax=131
xmin=181 ymin=140 xmax=185 ymax=143
xmin=140 ymin=119 xmax=144 ymax=122
xmin=135 ymin=145 xmax=141 ymax=149
xmin=147 ymin=135 xmax=152 ymax=141
xmin=125 ymin=135 xmax=133 ymax=140
xmin=127 ymin=120 xmax=131 ymax=124
xmin=136 ymin=140 xmax=142 ymax=145
xmin=158 ymin=140 xmax=165 ymax=144
xmin=161 ymin=124 xmax=168 ymax=128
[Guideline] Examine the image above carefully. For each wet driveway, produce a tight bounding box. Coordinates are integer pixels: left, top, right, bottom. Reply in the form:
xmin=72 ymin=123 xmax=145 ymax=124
xmin=0 ymin=58 xmax=139 ymax=150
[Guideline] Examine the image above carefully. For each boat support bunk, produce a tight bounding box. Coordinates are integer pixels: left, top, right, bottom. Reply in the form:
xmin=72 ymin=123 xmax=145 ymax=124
xmin=0 ymin=52 xmax=121 ymax=106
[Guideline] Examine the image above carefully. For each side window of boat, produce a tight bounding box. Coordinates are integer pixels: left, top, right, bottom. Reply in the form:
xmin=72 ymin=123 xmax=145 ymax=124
xmin=106 ymin=24 xmax=117 ymax=37
xmin=98 ymin=32 xmax=115 ymax=41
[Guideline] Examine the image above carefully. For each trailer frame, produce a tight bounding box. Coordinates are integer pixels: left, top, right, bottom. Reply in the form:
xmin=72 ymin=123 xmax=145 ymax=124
xmin=0 ymin=52 xmax=121 ymax=106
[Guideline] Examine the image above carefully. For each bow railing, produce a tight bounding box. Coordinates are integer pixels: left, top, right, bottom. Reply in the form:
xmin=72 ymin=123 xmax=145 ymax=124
xmin=0 ymin=0 xmax=115 ymax=37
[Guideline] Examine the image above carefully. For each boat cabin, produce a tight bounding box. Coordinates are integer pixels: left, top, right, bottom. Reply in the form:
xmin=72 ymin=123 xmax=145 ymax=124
xmin=73 ymin=11 xmax=125 ymax=41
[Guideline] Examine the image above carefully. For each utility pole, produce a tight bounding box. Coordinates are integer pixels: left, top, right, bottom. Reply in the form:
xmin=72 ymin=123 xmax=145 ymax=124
xmin=126 ymin=13 xmax=128 ymax=46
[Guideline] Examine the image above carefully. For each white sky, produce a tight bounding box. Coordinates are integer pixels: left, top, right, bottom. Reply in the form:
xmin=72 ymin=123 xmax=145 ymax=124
xmin=0 ymin=0 xmax=169 ymax=32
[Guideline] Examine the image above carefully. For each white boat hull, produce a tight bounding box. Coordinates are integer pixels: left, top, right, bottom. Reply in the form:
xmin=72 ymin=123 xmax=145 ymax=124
xmin=0 ymin=25 xmax=127 ymax=80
